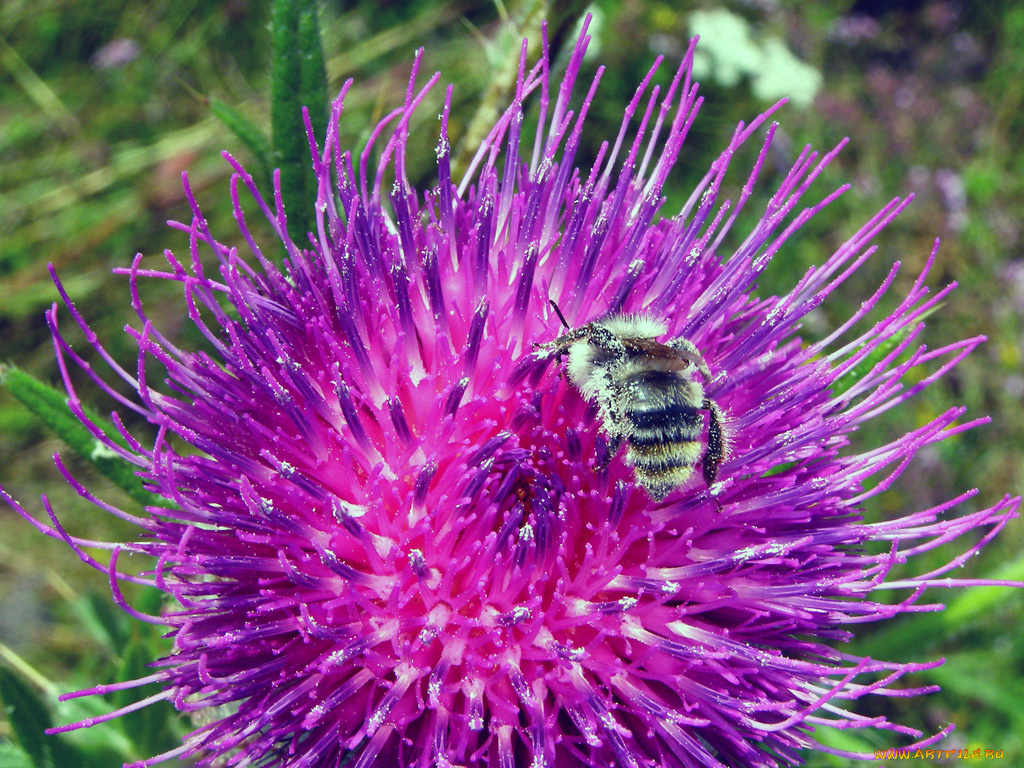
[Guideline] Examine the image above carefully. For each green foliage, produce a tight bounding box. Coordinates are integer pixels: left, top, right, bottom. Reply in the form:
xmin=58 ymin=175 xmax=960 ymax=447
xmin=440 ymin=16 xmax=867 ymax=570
xmin=270 ymin=0 xmax=329 ymax=247
xmin=0 ymin=663 xmax=124 ymax=768
xmin=831 ymin=306 xmax=941 ymax=397
xmin=0 ymin=743 xmax=35 ymax=768
xmin=0 ymin=583 xmax=180 ymax=766
xmin=209 ymin=96 xmax=273 ymax=190
xmin=115 ymin=640 xmax=180 ymax=756
xmin=0 ymin=664 xmax=56 ymax=768
xmin=298 ymin=0 xmax=330 ymax=144
xmin=689 ymin=9 xmax=822 ymax=108
xmin=74 ymin=591 xmax=132 ymax=653
xmin=0 ymin=366 xmax=167 ymax=508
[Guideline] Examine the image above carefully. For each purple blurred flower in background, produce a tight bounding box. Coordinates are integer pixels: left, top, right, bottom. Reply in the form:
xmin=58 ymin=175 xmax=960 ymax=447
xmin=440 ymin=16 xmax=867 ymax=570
xmin=5 ymin=19 xmax=1020 ymax=768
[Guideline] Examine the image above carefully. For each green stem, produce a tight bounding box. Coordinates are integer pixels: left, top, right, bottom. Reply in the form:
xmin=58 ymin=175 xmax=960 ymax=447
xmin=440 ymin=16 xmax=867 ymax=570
xmin=271 ymin=0 xmax=329 ymax=248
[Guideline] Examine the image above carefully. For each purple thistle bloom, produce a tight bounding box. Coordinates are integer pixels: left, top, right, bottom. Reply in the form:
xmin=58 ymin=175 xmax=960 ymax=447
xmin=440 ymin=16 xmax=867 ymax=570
xmin=5 ymin=19 xmax=1021 ymax=768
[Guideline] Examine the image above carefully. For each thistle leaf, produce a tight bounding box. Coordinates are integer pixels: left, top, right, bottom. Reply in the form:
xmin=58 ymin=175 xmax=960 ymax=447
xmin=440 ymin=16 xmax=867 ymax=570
xmin=0 ymin=366 xmax=167 ymax=508
xmin=0 ymin=743 xmax=35 ymax=768
xmin=74 ymin=591 xmax=131 ymax=653
xmin=116 ymin=640 xmax=180 ymax=756
xmin=209 ymin=97 xmax=272 ymax=190
xmin=832 ymin=305 xmax=941 ymax=396
xmin=0 ymin=665 xmax=54 ymax=768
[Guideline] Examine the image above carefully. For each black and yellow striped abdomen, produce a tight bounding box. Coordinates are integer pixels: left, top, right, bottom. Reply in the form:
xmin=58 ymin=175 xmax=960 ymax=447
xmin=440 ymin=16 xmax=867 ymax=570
xmin=539 ymin=313 xmax=728 ymax=503
xmin=619 ymin=371 xmax=707 ymax=501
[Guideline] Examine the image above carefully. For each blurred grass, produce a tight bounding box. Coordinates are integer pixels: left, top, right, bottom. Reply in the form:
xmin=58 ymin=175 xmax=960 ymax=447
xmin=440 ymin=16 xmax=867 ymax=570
xmin=0 ymin=0 xmax=1022 ymax=764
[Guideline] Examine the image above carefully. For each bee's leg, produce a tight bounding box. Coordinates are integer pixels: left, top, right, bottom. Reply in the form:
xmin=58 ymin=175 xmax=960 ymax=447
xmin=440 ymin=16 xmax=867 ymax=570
xmin=699 ymin=399 xmax=727 ymax=513
xmin=668 ymin=337 xmax=714 ymax=382
xmin=595 ymin=433 xmax=622 ymax=472
xmin=701 ymin=399 xmax=727 ymax=486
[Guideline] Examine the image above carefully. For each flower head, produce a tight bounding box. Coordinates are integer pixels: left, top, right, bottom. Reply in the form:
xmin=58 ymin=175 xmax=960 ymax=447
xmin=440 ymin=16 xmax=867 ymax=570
xmin=6 ymin=19 xmax=1020 ymax=768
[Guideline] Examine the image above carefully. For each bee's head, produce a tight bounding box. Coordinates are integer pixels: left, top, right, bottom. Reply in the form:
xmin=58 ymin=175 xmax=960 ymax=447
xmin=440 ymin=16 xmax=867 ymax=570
xmin=533 ymin=299 xmax=576 ymax=359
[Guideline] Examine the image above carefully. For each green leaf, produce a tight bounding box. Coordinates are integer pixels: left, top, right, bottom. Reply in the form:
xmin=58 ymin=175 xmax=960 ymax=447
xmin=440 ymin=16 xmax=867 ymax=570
xmin=209 ymin=97 xmax=272 ymax=190
xmin=831 ymin=306 xmax=940 ymax=397
xmin=0 ymin=665 xmax=53 ymax=768
xmin=0 ymin=652 xmax=112 ymax=768
xmin=851 ymin=558 xmax=1024 ymax=661
xmin=53 ymin=693 xmax=137 ymax=766
xmin=0 ymin=743 xmax=35 ymax=768
xmin=115 ymin=640 xmax=179 ymax=756
xmin=831 ymin=334 xmax=909 ymax=397
xmin=271 ymin=0 xmax=327 ymax=247
xmin=73 ymin=591 xmax=131 ymax=653
xmin=136 ymin=584 xmax=169 ymax=620
xmin=808 ymin=722 xmax=879 ymax=766
xmin=929 ymin=649 xmax=1024 ymax=723
xmin=941 ymin=552 xmax=1024 ymax=623
xmin=0 ymin=366 xmax=170 ymax=509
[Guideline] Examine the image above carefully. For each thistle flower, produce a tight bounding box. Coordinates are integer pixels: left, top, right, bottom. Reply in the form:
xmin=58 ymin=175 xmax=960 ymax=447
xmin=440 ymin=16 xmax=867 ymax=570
xmin=5 ymin=19 xmax=1020 ymax=768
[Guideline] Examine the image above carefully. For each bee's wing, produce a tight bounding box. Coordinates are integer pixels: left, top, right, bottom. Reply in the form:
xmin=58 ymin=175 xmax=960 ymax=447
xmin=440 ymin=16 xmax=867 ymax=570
xmin=624 ymin=338 xmax=699 ymax=369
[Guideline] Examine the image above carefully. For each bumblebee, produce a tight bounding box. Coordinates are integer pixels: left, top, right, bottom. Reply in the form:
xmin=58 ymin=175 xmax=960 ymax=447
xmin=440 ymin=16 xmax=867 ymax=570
xmin=538 ymin=303 xmax=728 ymax=502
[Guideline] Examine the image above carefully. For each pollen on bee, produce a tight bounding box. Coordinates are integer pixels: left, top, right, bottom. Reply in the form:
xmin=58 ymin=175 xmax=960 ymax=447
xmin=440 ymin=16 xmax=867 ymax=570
xmin=598 ymin=315 xmax=667 ymax=339
xmin=538 ymin=311 xmax=728 ymax=503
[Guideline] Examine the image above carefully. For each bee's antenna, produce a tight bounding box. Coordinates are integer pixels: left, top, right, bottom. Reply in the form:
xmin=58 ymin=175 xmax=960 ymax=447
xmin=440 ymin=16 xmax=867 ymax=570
xmin=549 ymin=300 xmax=570 ymax=330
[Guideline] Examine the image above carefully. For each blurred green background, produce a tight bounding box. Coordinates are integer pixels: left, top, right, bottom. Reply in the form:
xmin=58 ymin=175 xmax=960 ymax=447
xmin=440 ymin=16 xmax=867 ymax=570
xmin=1 ymin=0 xmax=1023 ymax=765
